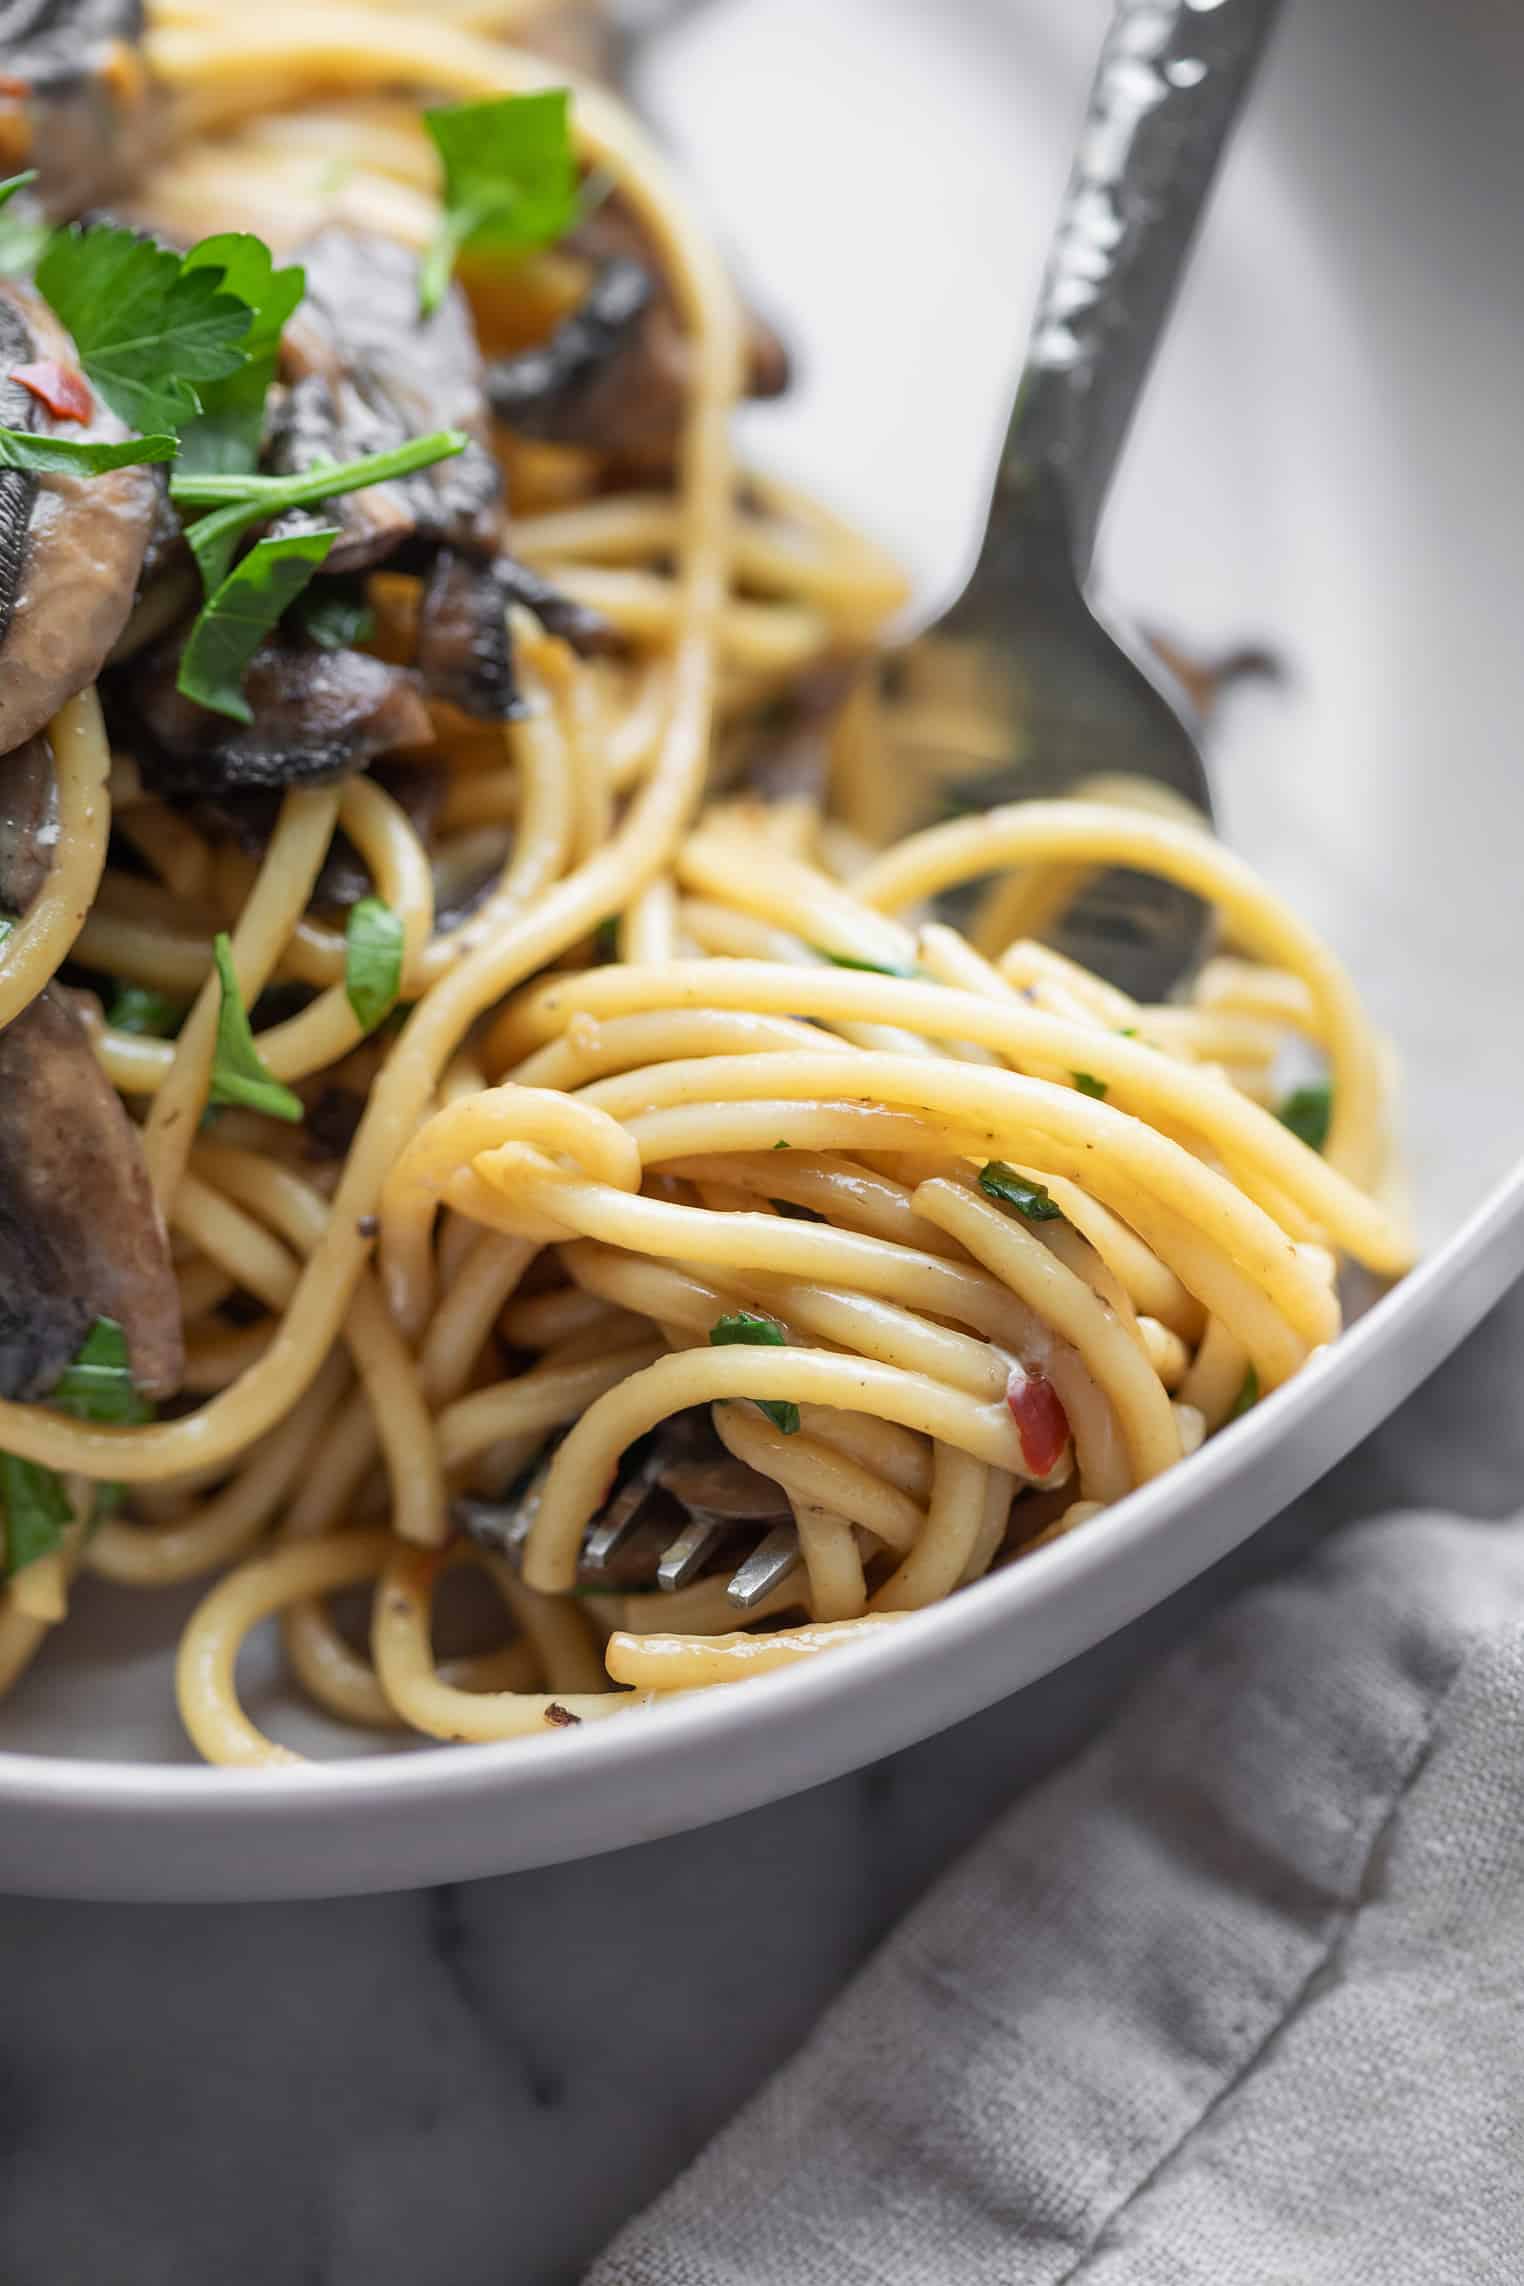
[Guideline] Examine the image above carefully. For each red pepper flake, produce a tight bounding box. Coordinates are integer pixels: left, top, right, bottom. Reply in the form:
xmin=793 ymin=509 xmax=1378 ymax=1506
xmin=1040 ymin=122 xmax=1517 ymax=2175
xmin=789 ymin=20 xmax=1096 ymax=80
xmin=1007 ymin=1369 xmax=1070 ymax=1479
xmin=13 ymin=361 xmax=93 ymax=423
xmin=544 ymin=1702 xmax=581 ymax=1728
xmin=0 ymin=75 xmax=30 ymax=99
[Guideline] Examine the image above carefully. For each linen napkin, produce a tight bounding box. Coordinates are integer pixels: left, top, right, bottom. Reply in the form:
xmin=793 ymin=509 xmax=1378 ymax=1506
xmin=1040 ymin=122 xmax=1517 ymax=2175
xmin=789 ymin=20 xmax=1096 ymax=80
xmin=588 ymin=1507 xmax=1524 ymax=2283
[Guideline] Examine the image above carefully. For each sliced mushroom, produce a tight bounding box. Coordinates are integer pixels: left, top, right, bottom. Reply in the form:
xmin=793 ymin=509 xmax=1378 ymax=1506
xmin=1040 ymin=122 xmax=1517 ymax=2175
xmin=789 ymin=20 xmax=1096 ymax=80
xmin=414 ymin=549 xmax=519 ymax=720
xmin=270 ymin=228 xmax=503 ymax=571
xmin=485 ymin=212 xmax=790 ymax=467
xmin=0 ymin=982 xmax=182 ymax=1401
xmin=495 ymin=554 xmax=622 ymax=659
xmin=0 ymin=290 xmax=41 ymax=653
xmin=0 ymin=730 xmax=57 ymax=911
xmin=120 ymin=633 xmax=434 ymax=795
xmin=0 ymin=277 xmax=159 ymax=752
xmin=0 ymin=0 xmax=153 ymax=220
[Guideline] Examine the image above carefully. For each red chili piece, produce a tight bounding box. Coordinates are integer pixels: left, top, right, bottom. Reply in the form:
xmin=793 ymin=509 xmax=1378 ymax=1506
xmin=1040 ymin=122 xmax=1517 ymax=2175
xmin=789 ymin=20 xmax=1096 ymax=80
xmin=1006 ymin=1369 xmax=1070 ymax=1479
xmin=0 ymin=75 xmax=30 ymax=99
xmin=13 ymin=361 xmax=93 ymax=423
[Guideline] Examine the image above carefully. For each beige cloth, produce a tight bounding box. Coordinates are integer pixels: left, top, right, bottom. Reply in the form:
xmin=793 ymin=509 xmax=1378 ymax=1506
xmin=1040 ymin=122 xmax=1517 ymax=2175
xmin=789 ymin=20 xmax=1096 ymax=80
xmin=589 ymin=1511 xmax=1524 ymax=2283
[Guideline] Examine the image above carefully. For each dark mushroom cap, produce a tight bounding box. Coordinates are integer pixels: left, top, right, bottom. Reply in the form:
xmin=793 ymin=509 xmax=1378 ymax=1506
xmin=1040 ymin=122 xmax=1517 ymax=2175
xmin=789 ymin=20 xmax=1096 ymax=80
xmin=121 ymin=632 xmax=435 ymax=796
xmin=0 ymin=982 xmax=182 ymax=1402
xmin=0 ymin=278 xmax=159 ymax=752
xmin=271 ymin=228 xmax=503 ymax=573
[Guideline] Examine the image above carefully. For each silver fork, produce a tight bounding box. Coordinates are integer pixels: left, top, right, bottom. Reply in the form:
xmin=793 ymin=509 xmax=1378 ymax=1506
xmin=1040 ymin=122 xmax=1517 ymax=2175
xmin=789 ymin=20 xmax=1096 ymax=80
xmin=478 ymin=0 xmax=1284 ymax=1609
xmin=885 ymin=0 xmax=1283 ymax=1006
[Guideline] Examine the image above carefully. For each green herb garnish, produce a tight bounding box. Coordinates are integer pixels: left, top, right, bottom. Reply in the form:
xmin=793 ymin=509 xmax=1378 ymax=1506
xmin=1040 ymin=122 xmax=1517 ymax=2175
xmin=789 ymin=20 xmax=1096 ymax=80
xmin=35 ymin=222 xmax=254 ymax=437
xmin=1072 ymin=1071 xmax=1108 ymax=1100
xmin=170 ymin=427 xmax=469 ymax=594
xmin=106 ymin=985 xmax=186 ymax=1038
xmin=0 ymin=171 xmax=46 ymax=276
xmin=0 ymin=428 xmax=177 ymax=476
xmin=176 ymin=234 xmax=306 ymax=476
xmin=296 ymin=582 xmax=376 ymax=652
xmin=177 ymin=528 xmax=338 ymax=721
xmin=209 ymin=934 xmax=303 ymax=1122
xmin=345 ymin=896 xmax=405 ymax=1033
xmin=0 ymin=1454 xmax=72 ymax=1576
xmin=708 ymin=1310 xmax=799 ymax=1436
xmin=772 ymin=1138 xmax=790 ymax=1151
xmin=1227 ymin=1365 xmax=1260 ymax=1423
xmin=812 ymin=945 xmax=917 ymax=979
xmin=0 ymin=1321 xmax=151 ymax=1573
xmin=419 ymin=90 xmax=578 ymax=316
xmin=978 ymin=1161 xmax=1064 ymax=1223
xmin=50 ymin=1319 xmax=151 ymax=1430
xmin=593 ymin=916 xmax=620 ymax=961
xmin=1277 ymin=1083 xmax=1332 ymax=1153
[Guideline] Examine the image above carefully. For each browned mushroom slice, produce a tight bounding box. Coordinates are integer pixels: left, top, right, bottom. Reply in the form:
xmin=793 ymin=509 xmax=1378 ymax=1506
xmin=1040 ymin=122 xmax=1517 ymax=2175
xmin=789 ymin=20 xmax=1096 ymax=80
xmin=495 ymin=554 xmax=622 ymax=660
xmin=485 ymin=232 xmax=790 ymax=467
xmin=122 ymin=633 xmax=434 ymax=795
xmin=0 ymin=278 xmax=159 ymax=752
xmin=0 ymin=983 xmax=181 ymax=1401
xmin=269 ymin=228 xmax=503 ymax=571
xmin=0 ymin=0 xmax=152 ymax=220
xmin=414 ymin=550 xmax=519 ymax=720
xmin=0 ymin=730 xmax=56 ymax=911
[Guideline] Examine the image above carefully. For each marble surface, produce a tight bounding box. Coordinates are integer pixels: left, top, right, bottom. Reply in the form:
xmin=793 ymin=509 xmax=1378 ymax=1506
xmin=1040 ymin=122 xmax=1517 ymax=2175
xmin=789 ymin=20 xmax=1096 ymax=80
xmin=0 ymin=1281 xmax=1518 ymax=2286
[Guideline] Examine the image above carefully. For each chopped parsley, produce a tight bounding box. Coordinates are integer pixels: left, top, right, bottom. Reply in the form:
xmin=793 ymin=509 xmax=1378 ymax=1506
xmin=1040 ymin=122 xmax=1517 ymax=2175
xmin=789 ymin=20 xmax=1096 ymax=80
xmin=176 ymin=233 xmax=306 ymax=477
xmin=1277 ymin=1083 xmax=1332 ymax=1153
xmin=419 ymin=90 xmax=579 ymax=316
xmin=106 ymin=984 xmax=185 ymax=1038
xmin=177 ymin=527 xmax=338 ymax=722
xmin=209 ymin=934 xmax=303 ymax=1123
xmin=1227 ymin=1366 xmax=1260 ymax=1423
xmin=50 ymin=1319 xmax=151 ymax=1430
xmin=812 ymin=945 xmax=917 ymax=979
xmin=344 ymin=897 xmax=405 ymax=1033
xmin=592 ymin=915 xmax=620 ymax=961
xmin=0 ymin=428 xmax=176 ymax=475
xmin=978 ymin=1161 xmax=1064 ymax=1223
xmin=1072 ymin=1071 xmax=1108 ymax=1100
xmin=0 ymin=171 xmax=47 ymax=276
xmin=0 ymin=1320 xmax=152 ymax=1573
xmin=0 ymin=1454 xmax=72 ymax=1576
xmin=296 ymin=582 xmax=376 ymax=653
xmin=708 ymin=1310 xmax=799 ymax=1436
xmin=772 ymin=1138 xmax=790 ymax=1151
xmin=35 ymin=222 xmax=254 ymax=437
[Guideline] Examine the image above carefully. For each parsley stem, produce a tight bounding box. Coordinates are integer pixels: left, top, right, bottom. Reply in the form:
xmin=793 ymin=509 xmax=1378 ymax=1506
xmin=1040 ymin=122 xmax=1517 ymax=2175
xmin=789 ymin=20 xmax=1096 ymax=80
xmin=172 ymin=427 xmax=469 ymax=594
xmin=168 ymin=428 xmax=469 ymax=507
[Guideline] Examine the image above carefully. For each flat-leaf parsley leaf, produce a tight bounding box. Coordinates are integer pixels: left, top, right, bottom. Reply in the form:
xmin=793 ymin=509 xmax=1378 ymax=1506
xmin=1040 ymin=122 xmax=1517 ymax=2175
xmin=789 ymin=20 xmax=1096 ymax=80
xmin=420 ymin=90 xmax=579 ymax=315
xmin=345 ymin=897 xmax=405 ymax=1033
xmin=35 ymin=223 xmax=254 ymax=437
xmin=209 ymin=933 xmax=303 ymax=1122
xmin=708 ymin=1310 xmax=799 ymax=1436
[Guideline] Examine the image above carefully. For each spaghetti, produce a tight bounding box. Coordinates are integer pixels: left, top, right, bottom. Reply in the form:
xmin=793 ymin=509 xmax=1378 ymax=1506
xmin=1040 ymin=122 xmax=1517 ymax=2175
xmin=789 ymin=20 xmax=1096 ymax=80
xmin=0 ymin=1 xmax=1412 ymax=1767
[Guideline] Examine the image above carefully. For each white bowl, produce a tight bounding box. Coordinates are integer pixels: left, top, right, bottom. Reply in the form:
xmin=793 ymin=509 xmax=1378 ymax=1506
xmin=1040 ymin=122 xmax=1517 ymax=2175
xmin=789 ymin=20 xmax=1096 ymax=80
xmin=3 ymin=0 xmax=1521 ymax=1897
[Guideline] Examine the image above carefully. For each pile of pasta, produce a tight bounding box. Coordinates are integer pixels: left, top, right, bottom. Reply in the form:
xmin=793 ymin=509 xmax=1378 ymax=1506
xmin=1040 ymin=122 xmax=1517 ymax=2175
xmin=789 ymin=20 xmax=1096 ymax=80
xmin=0 ymin=2 xmax=1412 ymax=1764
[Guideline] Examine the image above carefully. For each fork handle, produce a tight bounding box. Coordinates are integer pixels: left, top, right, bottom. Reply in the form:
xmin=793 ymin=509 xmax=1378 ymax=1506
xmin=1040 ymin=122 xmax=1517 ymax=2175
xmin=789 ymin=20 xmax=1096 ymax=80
xmin=1001 ymin=0 xmax=1283 ymax=575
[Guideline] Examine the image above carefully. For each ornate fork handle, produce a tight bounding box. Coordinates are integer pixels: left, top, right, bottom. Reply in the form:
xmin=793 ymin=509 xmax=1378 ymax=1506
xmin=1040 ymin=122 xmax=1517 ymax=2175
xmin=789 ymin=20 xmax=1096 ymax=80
xmin=1001 ymin=0 xmax=1283 ymax=574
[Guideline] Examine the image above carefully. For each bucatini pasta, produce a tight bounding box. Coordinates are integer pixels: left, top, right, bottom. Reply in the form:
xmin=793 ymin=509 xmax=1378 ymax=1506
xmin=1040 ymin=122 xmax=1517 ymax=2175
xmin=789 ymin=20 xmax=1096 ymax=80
xmin=0 ymin=0 xmax=1411 ymax=1766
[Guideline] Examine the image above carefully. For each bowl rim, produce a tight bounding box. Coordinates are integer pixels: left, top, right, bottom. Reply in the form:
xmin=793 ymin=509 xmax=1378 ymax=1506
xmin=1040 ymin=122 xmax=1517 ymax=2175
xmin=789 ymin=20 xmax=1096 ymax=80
xmin=1 ymin=1145 xmax=1518 ymax=1831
